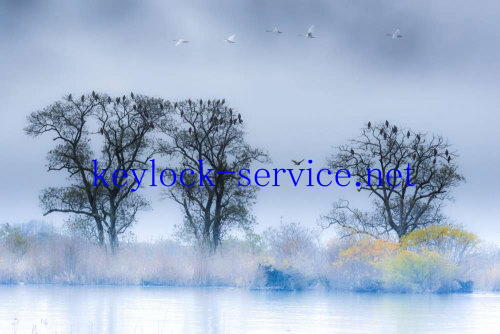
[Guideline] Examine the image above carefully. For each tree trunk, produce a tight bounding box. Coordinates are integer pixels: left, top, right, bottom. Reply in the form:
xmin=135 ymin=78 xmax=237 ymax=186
xmin=108 ymin=230 xmax=118 ymax=253
xmin=108 ymin=211 xmax=119 ymax=253
xmin=94 ymin=217 xmax=106 ymax=248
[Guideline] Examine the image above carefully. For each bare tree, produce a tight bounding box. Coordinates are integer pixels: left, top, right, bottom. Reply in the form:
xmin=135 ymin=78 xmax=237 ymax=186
xmin=321 ymin=121 xmax=464 ymax=240
xmin=25 ymin=92 xmax=165 ymax=251
xmin=159 ymin=99 xmax=268 ymax=252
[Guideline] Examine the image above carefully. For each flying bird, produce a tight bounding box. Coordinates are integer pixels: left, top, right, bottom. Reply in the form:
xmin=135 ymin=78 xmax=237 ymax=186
xmin=266 ymin=26 xmax=283 ymax=34
xmin=301 ymin=25 xmax=316 ymax=38
xmin=173 ymin=39 xmax=189 ymax=46
xmin=386 ymin=29 xmax=403 ymax=39
xmin=291 ymin=159 xmax=304 ymax=165
xmin=225 ymin=34 xmax=236 ymax=43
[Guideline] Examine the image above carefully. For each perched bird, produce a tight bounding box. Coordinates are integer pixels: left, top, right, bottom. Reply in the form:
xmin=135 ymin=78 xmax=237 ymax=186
xmin=350 ymin=149 xmax=355 ymax=155
xmin=407 ymin=131 xmax=411 ymax=138
xmin=367 ymin=121 xmax=372 ymax=129
xmin=434 ymin=148 xmax=438 ymax=156
xmin=291 ymin=159 xmax=304 ymax=165
xmin=385 ymin=120 xmax=389 ymax=127
xmin=68 ymin=94 xmax=73 ymax=101
xmin=188 ymin=127 xmax=192 ymax=134
xmin=416 ymin=134 xmax=421 ymax=141
xmin=386 ymin=28 xmax=403 ymax=39
xmin=225 ymin=34 xmax=236 ymax=43
xmin=447 ymin=156 xmax=451 ymax=163
xmin=301 ymin=25 xmax=316 ymax=38
xmin=445 ymin=149 xmax=449 ymax=156
xmin=173 ymin=39 xmax=189 ymax=46
xmin=392 ymin=126 xmax=398 ymax=134
xmin=266 ymin=26 xmax=283 ymax=34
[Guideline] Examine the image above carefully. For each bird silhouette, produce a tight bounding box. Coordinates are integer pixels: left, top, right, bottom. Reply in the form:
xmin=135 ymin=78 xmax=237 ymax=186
xmin=385 ymin=120 xmax=389 ymax=127
xmin=301 ymin=25 xmax=316 ymax=38
xmin=173 ymin=39 xmax=189 ymax=46
xmin=386 ymin=29 xmax=403 ymax=39
xmin=266 ymin=26 xmax=283 ymax=34
xmin=291 ymin=159 xmax=304 ymax=165
xmin=407 ymin=131 xmax=411 ymax=138
xmin=368 ymin=121 xmax=372 ymax=129
xmin=225 ymin=34 xmax=236 ymax=43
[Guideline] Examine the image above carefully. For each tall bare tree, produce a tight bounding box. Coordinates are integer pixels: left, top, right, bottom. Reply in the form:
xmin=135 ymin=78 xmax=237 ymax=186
xmin=25 ymin=92 xmax=165 ymax=251
xmin=159 ymin=99 xmax=268 ymax=252
xmin=322 ymin=121 xmax=464 ymax=240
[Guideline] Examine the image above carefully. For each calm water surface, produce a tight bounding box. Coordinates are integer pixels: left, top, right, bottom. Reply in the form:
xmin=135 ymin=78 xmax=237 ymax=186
xmin=0 ymin=285 xmax=498 ymax=333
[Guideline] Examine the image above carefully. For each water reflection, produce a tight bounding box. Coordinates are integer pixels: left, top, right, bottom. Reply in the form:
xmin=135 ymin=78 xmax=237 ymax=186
xmin=0 ymin=285 xmax=498 ymax=333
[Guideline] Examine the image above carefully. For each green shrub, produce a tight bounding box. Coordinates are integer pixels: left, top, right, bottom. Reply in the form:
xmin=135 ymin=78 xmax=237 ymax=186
xmin=384 ymin=250 xmax=456 ymax=292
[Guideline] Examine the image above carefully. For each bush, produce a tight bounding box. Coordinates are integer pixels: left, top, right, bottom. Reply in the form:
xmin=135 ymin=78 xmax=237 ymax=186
xmin=384 ymin=250 xmax=456 ymax=293
xmin=328 ymin=238 xmax=399 ymax=291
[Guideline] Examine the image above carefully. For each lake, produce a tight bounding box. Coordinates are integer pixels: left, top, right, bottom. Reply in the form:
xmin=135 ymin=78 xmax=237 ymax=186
xmin=0 ymin=285 xmax=498 ymax=333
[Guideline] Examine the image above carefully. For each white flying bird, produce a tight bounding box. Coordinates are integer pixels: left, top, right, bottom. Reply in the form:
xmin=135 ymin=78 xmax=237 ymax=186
xmin=301 ymin=25 xmax=316 ymax=38
xmin=386 ymin=29 xmax=403 ymax=39
xmin=266 ymin=26 xmax=283 ymax=34
xmin=173 ymin=39 xmax=189 ymax=46
xmin=225 ymin=34 xmax=236 ymax=43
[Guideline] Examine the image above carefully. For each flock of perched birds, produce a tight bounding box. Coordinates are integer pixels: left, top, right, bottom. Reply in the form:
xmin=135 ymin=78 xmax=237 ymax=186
xmin=172 ymin=26 xmax=403 ymax=46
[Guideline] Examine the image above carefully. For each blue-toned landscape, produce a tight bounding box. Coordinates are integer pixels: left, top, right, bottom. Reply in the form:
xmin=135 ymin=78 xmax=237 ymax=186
xmin=2 ymin=0 xmax=500 ymax=333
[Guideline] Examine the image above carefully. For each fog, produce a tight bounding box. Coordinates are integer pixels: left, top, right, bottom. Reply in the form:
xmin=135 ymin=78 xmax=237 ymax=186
xmin=1 ymin=0 xmax=499 ymax=242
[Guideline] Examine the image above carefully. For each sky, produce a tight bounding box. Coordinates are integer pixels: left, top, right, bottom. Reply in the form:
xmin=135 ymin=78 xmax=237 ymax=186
xmin=1 ymin=0 xmax=499 ymax=243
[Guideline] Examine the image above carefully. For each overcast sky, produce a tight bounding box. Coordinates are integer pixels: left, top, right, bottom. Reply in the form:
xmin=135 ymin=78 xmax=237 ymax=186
xmin=1 ymin=0 xmax=499 ymax=243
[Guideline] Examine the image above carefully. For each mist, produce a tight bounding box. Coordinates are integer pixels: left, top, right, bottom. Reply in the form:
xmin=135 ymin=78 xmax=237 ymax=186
xmin=1 ymin=0 xmax=499 ymax=242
